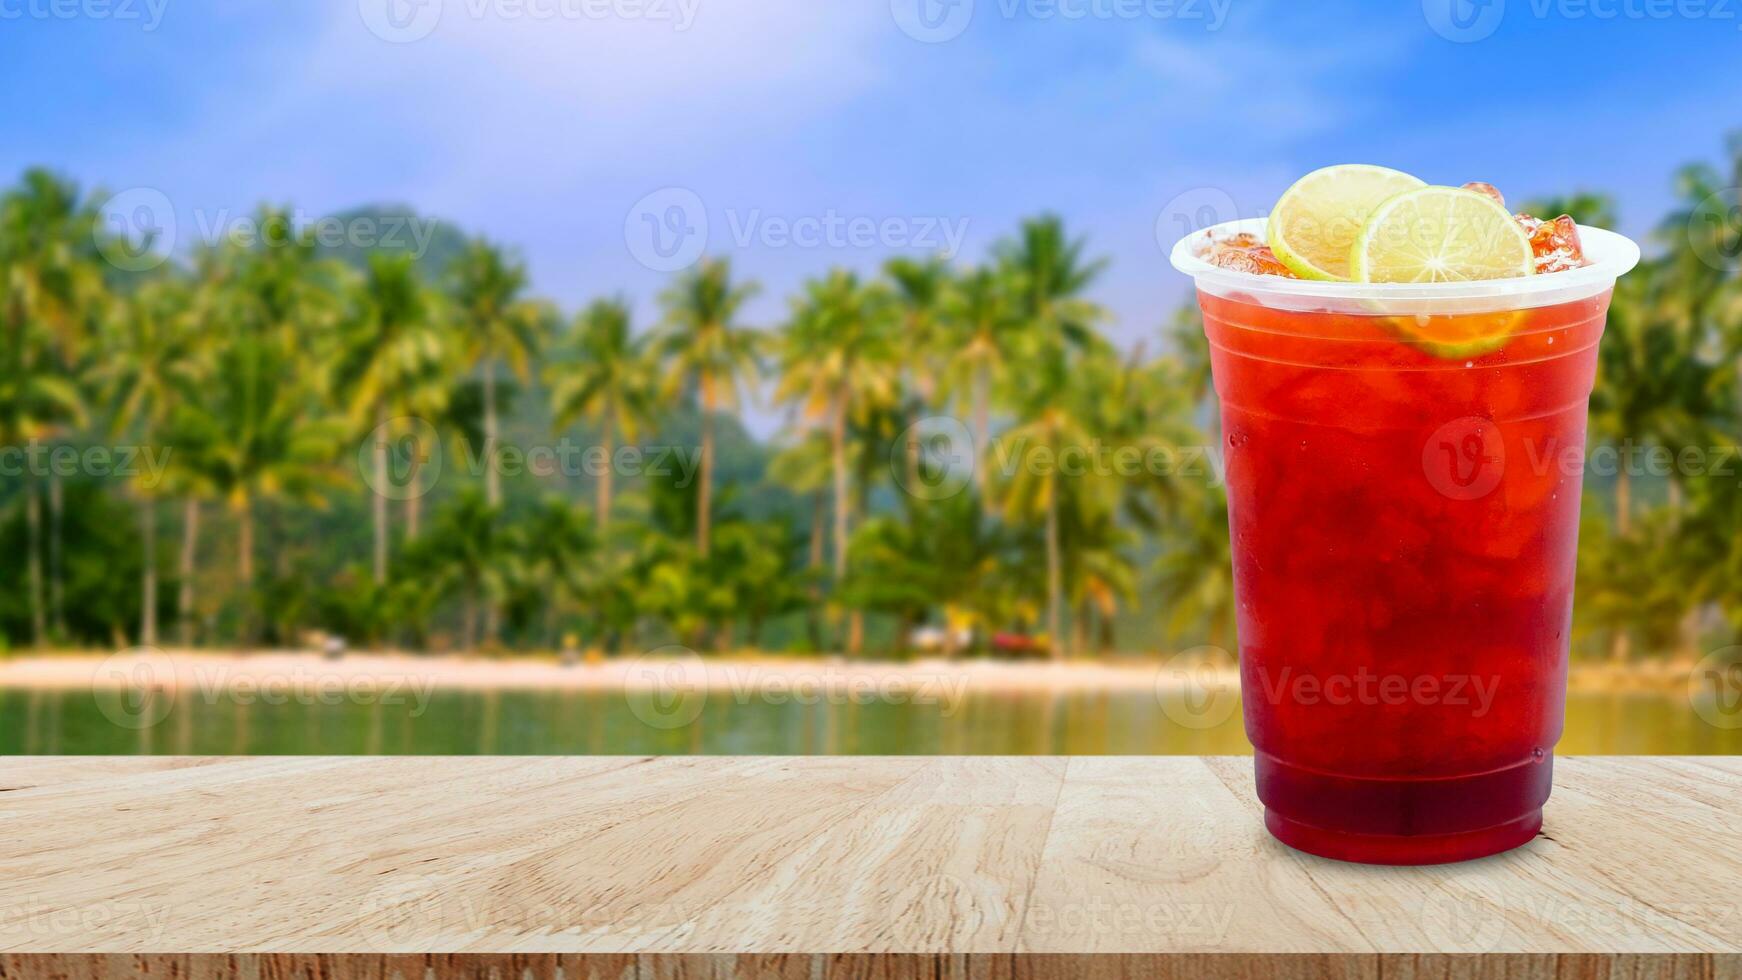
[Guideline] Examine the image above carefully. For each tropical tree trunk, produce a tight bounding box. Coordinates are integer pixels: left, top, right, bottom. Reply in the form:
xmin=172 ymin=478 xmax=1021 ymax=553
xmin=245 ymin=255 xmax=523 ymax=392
xmin=25 ymin=480 xmax=47 ymax=649
xmin=1615 ymin=467 xmax=1631 ymax=536
xmin=236 ymin=498 xmax=255 ymax=649
xmin=697 ymin=375 xmax=715 ymax=556
xmin=482 ymin=359 xmax=501 ymax=507
xmin=139 ymin=494 xmax=158 ymax=647
xmin=806 ymin=491 xmax=825 ymax=651
xmin=1045 ymin=479 xmax=1063 ymax=661
xmin=405 ymin=493 xmax=420 ymax=542
xmin=830 ymin=392 xmax=854 ymax=655
xmin=462 ymin=593 xmax=479 ymax=652
xmin=48 ymin=472 xmax=66 ymax=639
xmin=974 ymin=365 xmax=994 ymax=515
xmin=598 ymin=413 xmax=615 ymax=531
xmin=480 ymin=359 xmax=503 ymax=646
xmin=905 ymin=407 xmax=922 ymax=495
xmin=373 ymin=404 xmax=390 ymax=584
xmin=178 ymin=498 xmax=200 ymax=648
xmin=831 ymin=394 xmax=849 ymax=584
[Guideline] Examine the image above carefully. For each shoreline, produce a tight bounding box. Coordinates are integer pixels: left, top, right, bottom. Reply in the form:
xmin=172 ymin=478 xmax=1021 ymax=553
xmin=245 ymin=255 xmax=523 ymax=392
xmin=0 ymin=650 xmax=1702 ymax=695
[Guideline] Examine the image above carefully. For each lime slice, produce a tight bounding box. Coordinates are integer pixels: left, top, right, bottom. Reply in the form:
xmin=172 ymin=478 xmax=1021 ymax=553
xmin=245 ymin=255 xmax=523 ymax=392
xmin=1267 ymin=165 xmax=1425 ymax=280
xmin=1383 ymin=310 xmax=1529 ymax=359
xmin=1350 ymin=186 xmax=1535 ymax=283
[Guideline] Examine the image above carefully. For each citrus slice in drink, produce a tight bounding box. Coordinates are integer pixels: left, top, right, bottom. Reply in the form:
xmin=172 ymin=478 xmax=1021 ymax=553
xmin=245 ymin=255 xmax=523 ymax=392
xmin=1350 ymin=185 xmax=1535 ymax=283
xmin=1380 ymin=310 xmax=1533 ymax=359
xmin=1266 ymin=164 xmax=1425 ymax=280
xmin=1350 ymin=185 xmax=1537 ymax=357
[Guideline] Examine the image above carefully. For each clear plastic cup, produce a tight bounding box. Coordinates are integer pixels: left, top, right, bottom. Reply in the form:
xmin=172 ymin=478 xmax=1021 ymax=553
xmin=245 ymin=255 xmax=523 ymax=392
xmin=1171 ymin=218 xmax=1640 ymax=864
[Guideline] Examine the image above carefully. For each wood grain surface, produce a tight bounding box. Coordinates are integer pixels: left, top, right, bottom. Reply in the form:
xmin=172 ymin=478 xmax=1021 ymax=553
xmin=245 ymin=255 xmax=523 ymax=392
xmin=0 ymin=756 xmax=1737 ymax=974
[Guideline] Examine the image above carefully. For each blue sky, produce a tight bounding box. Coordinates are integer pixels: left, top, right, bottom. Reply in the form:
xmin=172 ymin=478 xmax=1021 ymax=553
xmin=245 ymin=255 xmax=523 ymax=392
xmin=6 ymin=0 xmax=1742 ymax=405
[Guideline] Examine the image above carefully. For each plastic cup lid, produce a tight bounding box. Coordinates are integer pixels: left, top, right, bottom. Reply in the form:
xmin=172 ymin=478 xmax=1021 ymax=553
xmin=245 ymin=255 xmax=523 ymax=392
xmin=1168 ymin=217 xmax=1641 ymax=315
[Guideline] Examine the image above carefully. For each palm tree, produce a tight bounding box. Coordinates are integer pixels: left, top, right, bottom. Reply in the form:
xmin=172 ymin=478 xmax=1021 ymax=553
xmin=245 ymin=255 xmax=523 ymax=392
xmin=513 ymin=495 xmax=596 ymax=648
xmin=92 ymin=277 xmax=204 ymax=646
xmin=0 ymin=169 xmax=104 ymax=647
xmin=995 ymin=214 xmax=1107 ymax=362
xmin=1156 ymin=489 xmax=1237 ymax=651
xmin=994 ymin=368 xmax=1094 ymax=659
xmin=885 ymin=255 xmax=953 ymax=487
xmin=447 ymin=238 xmax=544 ymax=508
xmin=196 ymin=213 xmax=344 ymax=644
xmin=338 ymin=252 xmax=444 ymax=583
xmin=548 ymin=298 xmax=658 ymax=533
xmin=655 ymin=258 xmax=761 ymax=557
xmin=768 ymin=431 xmax=833 ymax=650
xmin=412 ymin=490 xmax=511 ymax=651
xmin=774 ymin=270 xmax=899 ymax=654
xmin=988 ymin=216 xmax=1110 ymax=657
xmin=944 ymin=264 xmax=1019 ymax=501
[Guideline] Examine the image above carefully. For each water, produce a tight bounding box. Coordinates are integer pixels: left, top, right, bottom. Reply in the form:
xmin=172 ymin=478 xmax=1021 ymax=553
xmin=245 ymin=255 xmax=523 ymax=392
xmin=2 ymin=688 xmax=1736 ymax=755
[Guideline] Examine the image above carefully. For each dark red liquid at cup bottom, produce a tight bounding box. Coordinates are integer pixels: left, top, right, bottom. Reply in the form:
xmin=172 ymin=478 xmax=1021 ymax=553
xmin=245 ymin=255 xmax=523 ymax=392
xmin=1201 ymin=288 xmax=1612 ymax=865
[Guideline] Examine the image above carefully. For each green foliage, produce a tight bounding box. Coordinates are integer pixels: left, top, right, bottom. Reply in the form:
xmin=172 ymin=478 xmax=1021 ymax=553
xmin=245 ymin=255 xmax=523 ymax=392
xmin=2 ymin=138 xmax=1742 ymax=660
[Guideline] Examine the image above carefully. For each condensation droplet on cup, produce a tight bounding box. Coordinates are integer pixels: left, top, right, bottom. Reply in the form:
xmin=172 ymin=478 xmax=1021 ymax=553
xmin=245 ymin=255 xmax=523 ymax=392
xmin=1464 ymin=360 xmax=1474 ymax=368
xmin=1531 ymin=747 xmax=1546 ymax=763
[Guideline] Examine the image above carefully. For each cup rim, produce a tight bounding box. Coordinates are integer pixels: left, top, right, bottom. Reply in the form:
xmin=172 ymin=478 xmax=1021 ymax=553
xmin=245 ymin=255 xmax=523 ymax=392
xmin=1169 ymin=217 xmax=1640 ymax=303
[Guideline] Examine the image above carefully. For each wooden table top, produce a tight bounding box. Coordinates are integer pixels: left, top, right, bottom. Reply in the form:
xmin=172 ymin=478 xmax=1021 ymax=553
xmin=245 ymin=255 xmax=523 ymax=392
xmin=1 ymin=756 xmax=1737 ymax=957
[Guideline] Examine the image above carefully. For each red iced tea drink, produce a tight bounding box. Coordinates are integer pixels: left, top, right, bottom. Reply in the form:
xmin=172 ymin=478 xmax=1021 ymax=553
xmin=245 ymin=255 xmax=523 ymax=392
xmin=1172 ymin=200 xmax=1638 ymax=864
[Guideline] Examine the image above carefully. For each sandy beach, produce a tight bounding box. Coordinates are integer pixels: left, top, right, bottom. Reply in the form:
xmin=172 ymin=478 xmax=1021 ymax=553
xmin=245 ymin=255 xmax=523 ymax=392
xmin=0 ymin=650 xmax=1193 ymax=696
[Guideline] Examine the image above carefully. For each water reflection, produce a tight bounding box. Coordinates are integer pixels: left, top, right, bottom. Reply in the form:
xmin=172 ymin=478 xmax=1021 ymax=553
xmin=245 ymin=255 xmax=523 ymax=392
xmin=3 ymin=688 xmax=1737 ymax=755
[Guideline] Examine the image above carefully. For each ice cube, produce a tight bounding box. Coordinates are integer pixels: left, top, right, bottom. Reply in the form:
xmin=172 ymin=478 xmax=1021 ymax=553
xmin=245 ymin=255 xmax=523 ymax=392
xmin=1196 ymin=232 xmax=1299 ymax=278
xmin=1462 ymin=181 xmax=1506 ymax=209
xmin=1516 ymin=214 xmax=1586 ymax=274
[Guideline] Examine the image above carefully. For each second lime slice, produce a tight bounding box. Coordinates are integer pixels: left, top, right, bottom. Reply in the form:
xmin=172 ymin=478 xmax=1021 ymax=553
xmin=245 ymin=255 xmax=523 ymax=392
xmin=1350 ymin=186 xmax=1535 ymax=283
